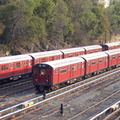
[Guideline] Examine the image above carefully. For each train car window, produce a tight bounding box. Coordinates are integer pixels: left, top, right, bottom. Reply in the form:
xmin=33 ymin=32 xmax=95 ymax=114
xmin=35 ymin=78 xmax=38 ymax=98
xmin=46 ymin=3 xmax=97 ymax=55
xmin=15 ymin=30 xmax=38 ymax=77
xmin=118 ymin=55 xmax=120 ymax=58
xmin=99 ymin=59 xmax=103 ymax=63
xmin=24 ymin=61 xmax=28 ymax=66
xmin=16 ymin=62 xmax=21 ymax=68
xmin=112 ymin=56 xmax=116 ymax=59
xmin=72 ymin=65 xmax=77 ymax=70
xmin=10 ymin=63 xmax=14 ymax=67
xmin=1 ymin=65 xmax=8 ymax=70
xmin=55 ymin=68 xmax=58 ymax=74
xmin=90 ymin=51 xmax=93 ymax=53
xmin=40 ymin=69 xmax=46 ymax=75
xmin=76 ymin=53 xmax=80 ymax=56
xmin=51 ymin=57 xmax=55 ymax=61
xmin=36 ymin=59 xmax=39 ymax=63
xmin=41 ymin=58 xmax=46 ymax=62
xmin=91 ymin=61 xmax=96 ymax=65
xmin=60 ymin=67 xmax=67 ymax=73
xmin=69 ymin=54 xmax=73 ymax=57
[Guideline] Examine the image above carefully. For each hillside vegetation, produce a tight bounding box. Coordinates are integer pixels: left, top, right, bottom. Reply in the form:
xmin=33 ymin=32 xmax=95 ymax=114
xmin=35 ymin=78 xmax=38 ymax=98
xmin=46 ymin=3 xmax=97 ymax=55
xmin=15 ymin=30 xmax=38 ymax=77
xmin=0 ymin=0 xmax=120 ymax=55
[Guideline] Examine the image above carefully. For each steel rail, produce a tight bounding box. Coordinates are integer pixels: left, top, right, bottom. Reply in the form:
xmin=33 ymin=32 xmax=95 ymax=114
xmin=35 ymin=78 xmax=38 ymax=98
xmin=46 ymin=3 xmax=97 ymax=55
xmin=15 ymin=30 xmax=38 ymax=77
xmin=1 ymin=69 xmax=120 ymax=115
xmin=90 ymin=101 xmax=120 ymax=120
xmin=68 ymin=92 xmax=120 ymax=120
xmin=0 ymin=68 xmax=120 ymax=119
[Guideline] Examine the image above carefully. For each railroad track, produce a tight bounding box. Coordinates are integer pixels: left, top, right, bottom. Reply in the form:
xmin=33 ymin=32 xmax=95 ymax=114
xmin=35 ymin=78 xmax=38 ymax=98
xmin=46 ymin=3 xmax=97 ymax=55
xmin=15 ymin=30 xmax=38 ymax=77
xmin=0 ymin=78 xmax=34 ymax=99
xmin=0 ymin=78 xmax=31 ymax=88
xmin=0 ymin=67 xmax=120 ymax=120
xmin=0 ymin=67 xmax=119 ymax=109
xmin=102 ymin=108 xmax=120 ymax=120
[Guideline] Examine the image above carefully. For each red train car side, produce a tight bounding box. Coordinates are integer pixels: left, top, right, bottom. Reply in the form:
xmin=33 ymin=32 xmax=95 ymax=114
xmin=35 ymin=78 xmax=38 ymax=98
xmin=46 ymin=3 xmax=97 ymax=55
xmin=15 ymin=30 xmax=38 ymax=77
xmin=60 ymin=47 xmax=85 ymax=58
xmin=81 ymin=52 xmax=108 ymax=76
xmin=28 ymin=50 xmax=63 ymax=65
xmin=83 ymin=45 xmax=102 ymax=54
xmin=0 ymin=55 xmax=32 ymax=81
xmin=105 ymin=49 xmax=120 ymax=68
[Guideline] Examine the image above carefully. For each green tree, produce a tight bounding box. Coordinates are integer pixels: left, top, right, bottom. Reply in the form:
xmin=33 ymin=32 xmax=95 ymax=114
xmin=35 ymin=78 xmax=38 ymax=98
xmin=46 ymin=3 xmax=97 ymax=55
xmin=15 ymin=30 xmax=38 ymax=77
xmin=51 ymin=0 xmax=74 ymax=47
xmin=92 ymin=5 xmax=111 ymax=43
xmin=109 ymin=0 xmax=120 ymax=34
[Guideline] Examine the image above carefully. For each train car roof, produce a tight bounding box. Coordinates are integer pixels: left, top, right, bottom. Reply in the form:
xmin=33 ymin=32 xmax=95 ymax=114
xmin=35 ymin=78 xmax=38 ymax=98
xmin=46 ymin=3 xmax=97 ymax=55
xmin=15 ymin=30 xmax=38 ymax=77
xmin=81 ymin=51 xmax=108 ymax=60
xmin=104 ymin=48 xmax=120 ymax=55
xmin=60 ymin=47 xmax=84 ymax=53
xmin=0 ymin=55 xmax=32 ymax=64
xmin=82 ymin=45 xmax=102 ymax=50
xmin=28 ymin=50 xmax=62 ymax=58
xmin=40 ymin=57 xmax=84 ymax=68
xmin=103 ymin=42 xmax=120 ymax=46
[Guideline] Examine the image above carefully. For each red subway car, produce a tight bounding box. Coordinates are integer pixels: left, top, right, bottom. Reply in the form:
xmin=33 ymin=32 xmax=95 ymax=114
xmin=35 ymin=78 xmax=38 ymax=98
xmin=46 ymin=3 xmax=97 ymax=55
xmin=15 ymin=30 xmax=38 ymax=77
xmin=32 ymin=57 xmax=85 ymax=90
xmin=83 ymin=45 xmax=102 ymax=54
xmin=105 ymin=49 xmax=120 ymax=68
xmin=0 ymin=55 xmax=32 ymax=81
xmin=60 ymin=47 xmax=85 ymax=58
xmin=81 ymin=52 xmax=108 ymax=76
xmin=28 ymin=50 xmax=63 ymax=65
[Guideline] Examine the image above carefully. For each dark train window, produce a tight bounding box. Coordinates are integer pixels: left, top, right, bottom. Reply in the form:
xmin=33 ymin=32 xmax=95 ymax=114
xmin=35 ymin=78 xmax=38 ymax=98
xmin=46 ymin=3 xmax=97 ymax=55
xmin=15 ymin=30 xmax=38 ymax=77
xmin=51 ymin=57 xmax=55 ymax=61
xmin=41 ymin=58 xmax=46 ymax=62
xmin=16 ymin=62 xmax=21 ymax=68
xmin=1 ymin=65 xmax=8 ymax=70
xmin=76 ymin=53 xmax=80 ymax=56
xmin=99 ymin=59 xmax=103 ymax=63
xmin=69 ymin=54 xmax=73 ymax=57
xmin=10 ymin=63 xmax=14 ymax=67
xmin=40 ymin=69 xmax=46 ymax=75
xmin=112 ymin=56 xmax=116 ymax=59
xmin=72 ymin=65 xmax=77 ymax=70
xmin=60 ymin=67 xmax=67 ymax=73
xmin=118 ymin=55 xmax=120 ymax=58
xmin=91 ymin=61 xmax=96 ymax=65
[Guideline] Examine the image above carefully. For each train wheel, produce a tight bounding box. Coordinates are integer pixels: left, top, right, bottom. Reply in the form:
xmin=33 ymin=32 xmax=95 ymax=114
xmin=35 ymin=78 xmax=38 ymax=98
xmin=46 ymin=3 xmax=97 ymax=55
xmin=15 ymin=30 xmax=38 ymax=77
xmin=35 ymin=85 xmax=44 ymax=93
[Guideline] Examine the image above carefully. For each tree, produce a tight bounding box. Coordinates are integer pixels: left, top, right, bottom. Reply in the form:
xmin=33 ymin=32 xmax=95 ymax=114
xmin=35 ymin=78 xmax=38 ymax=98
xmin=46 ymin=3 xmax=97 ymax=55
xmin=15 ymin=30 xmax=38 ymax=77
xmin=51 ymin=0 xmax=74 ymax=47
xmin=110 ymin=0 xmax=120 ymax=34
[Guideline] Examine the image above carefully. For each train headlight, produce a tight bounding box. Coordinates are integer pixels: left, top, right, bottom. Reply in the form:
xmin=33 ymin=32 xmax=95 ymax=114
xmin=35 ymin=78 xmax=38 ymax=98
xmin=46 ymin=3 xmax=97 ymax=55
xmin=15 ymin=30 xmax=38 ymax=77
xmin=46 ymin=79 xmax=48 ymax=83
xmin=40 ymin=69 xmax=46 ymax=75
